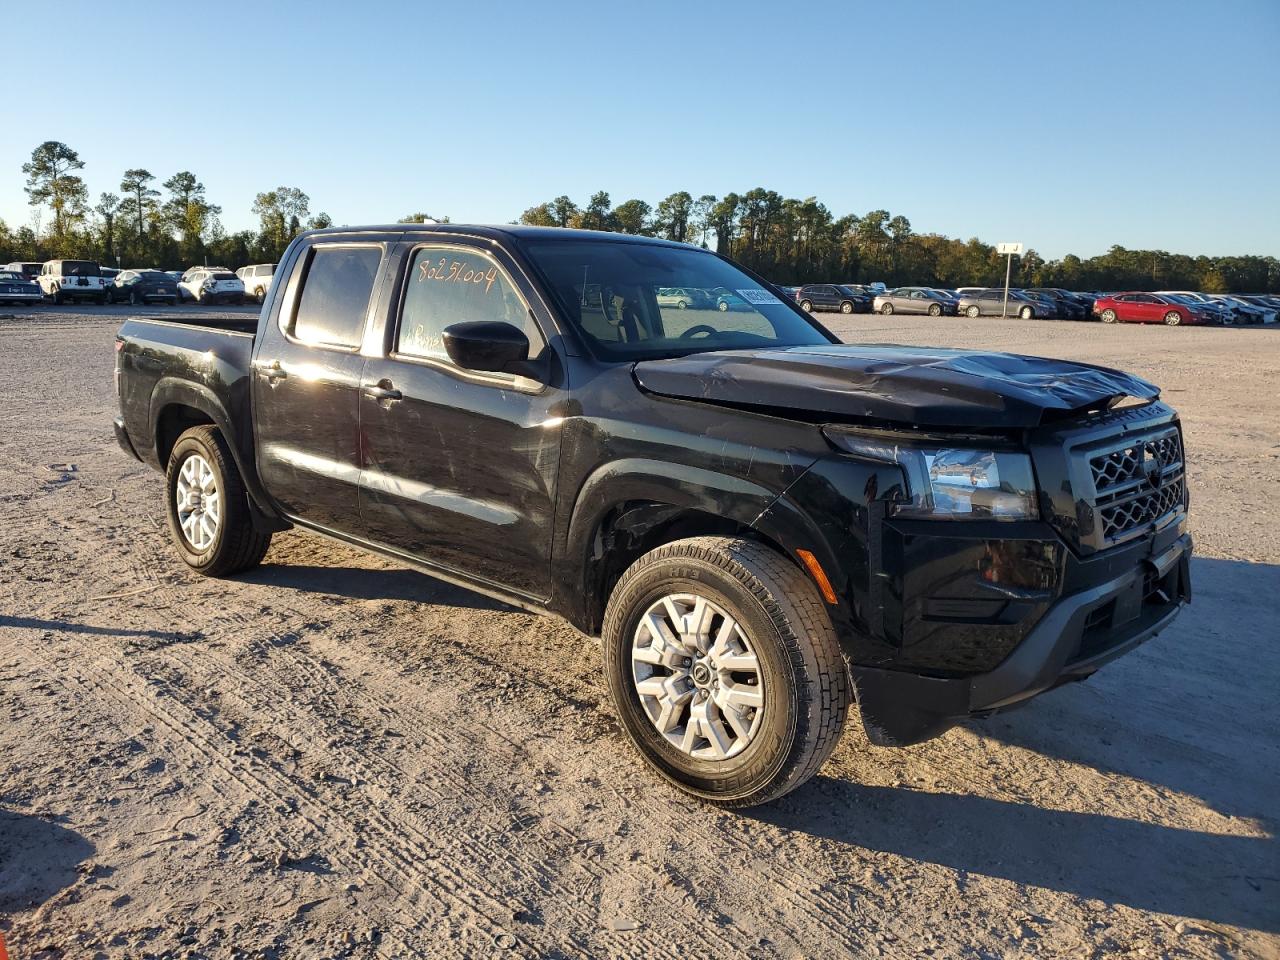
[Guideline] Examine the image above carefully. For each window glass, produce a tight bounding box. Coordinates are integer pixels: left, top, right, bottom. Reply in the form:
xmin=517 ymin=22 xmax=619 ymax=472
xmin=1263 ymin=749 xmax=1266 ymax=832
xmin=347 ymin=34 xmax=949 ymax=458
xmin=524 ymin=239 xmax=829 ymax=361
xmin=292 ymin=245 xmax=382 ymax=348
xmin=397 ymin=246 xmax=543 ymax=362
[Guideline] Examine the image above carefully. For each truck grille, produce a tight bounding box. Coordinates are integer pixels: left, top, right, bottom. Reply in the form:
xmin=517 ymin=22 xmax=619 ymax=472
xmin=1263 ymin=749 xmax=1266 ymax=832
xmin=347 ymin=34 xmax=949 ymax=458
xmin=1089 ymin=429 xmax=1185 ymax=540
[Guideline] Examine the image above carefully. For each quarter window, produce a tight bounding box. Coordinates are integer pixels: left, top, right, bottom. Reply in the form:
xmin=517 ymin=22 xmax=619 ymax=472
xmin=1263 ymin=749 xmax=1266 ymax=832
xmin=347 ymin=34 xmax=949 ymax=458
xmin=291 ymin=245 xmax=382 ymax=348
xmin=397 ymin=246 xmax=543 ymax=363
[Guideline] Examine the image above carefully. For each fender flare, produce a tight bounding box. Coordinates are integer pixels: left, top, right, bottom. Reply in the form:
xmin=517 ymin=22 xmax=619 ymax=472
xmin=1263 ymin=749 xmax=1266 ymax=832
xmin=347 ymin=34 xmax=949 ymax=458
xmin=149 ymin=377 xmax=279 ymax=520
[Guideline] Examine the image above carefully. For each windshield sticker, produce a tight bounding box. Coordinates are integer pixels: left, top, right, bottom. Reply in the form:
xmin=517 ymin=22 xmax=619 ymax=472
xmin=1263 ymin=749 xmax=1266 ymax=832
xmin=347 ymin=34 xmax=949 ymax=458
xmin=736 ymin=288 xmax=782 ymax=305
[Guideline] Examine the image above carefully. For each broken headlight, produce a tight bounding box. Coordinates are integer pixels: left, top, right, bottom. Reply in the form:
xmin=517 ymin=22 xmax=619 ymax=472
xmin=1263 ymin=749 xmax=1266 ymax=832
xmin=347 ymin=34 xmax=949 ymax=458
xmin=822 ymin=429 xmax=1039 ymax=521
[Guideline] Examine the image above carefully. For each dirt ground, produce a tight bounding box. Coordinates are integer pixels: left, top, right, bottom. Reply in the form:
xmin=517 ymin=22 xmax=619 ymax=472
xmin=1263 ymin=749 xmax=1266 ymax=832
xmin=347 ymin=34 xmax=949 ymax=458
xmin=1 ymin=304 xmax=1276 ymax=959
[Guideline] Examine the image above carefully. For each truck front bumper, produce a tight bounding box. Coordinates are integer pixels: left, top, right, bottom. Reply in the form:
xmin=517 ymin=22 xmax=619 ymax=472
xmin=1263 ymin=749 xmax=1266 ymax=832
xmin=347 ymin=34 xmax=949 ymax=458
xmin=851 ymin=531 xmax=1192 ymax=746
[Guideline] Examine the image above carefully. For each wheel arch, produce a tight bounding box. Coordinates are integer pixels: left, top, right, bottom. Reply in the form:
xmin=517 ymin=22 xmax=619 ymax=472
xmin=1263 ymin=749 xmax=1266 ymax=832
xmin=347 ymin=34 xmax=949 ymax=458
xmin=563 ymin=459 xmax=810 ymax=635
xmin=150 ymin=378 xmax=285 ymax=528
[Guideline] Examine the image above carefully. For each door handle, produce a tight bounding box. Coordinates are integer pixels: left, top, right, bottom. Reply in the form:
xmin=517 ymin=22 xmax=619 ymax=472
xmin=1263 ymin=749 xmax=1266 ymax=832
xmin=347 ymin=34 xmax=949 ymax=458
xmin=259 ymin=359 xmax=288 ymax=382
xmin=362 ymin=380 xmax=402 ymax=402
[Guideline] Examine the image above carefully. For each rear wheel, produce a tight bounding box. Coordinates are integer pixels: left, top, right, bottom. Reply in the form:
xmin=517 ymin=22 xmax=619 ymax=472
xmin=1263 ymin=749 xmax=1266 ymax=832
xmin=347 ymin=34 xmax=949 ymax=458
xmin=129 ymin=289 xmax=141 ymax=306
xmin=165 ymin=425 xmax=271 ymax=577
xmin=800 ymin=300 xmax=813 ymax=313
xmin=880 ymin=302 xmax=894 ymax=315
xmin=1163 ymin=310 xmax=1182 ymax=326
xmin=1019 ymin=305 xmax=1034 ymax=320
xmin=966 ymin=305 xmax=980 ymax=318
xmin=840 ymin=301 xmax=854 ymax=314
xmin=602 ymin=537 xmax=850 ymax=808
xmin=928 ymin=303 xmax=942 ymax=317
xmin=51 ymin=288 xmax=64 ymax=305
xmin=1101 ymin=308 xmax=1118 ymax=323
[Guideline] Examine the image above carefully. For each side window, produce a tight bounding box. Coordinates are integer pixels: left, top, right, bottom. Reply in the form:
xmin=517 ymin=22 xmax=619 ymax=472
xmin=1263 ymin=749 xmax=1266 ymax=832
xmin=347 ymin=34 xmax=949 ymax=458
xmin=291 ymin=244 xmax=382 ymax=348
xmin=396 ymin=246 xmax=543 ymax=364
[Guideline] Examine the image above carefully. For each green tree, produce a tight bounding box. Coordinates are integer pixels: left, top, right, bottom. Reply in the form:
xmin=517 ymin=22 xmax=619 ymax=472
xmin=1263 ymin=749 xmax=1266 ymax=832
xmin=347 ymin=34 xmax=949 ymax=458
xmin=579 ymin=191 xmax=613 ymax=231
xmin=253 ymin=186 xmax=310 ymax=258
xmin=550 ymin=195 xmax=579 ymax=228
xmin=95 ymin=193 xmax=121 ymax=265
xmin=163 ymin=171 xmax=220 ymax=260
xmin=654 ymin=191 xmax=693 ymax=242
xmin=22 ymin=141 xmax=88 ymax=243
xmin=119 ymin=169 xmax=160 ymax=252
xmin=611 ymin=199 xmax=652 ymax=236
xmin=519 ymin=203 xmax=557 ymax=226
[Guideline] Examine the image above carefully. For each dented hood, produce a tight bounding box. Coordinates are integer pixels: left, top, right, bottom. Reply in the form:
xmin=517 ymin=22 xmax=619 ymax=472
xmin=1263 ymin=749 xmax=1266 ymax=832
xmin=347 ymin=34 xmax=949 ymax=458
xmin=632 ymin=344 xmax=1160 ymax=428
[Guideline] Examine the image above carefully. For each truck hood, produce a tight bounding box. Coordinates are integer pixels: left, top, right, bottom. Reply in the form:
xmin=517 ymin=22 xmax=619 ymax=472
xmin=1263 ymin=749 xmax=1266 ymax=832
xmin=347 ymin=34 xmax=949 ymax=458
xmin=632 ymin=344 xmax=1160 ymax=428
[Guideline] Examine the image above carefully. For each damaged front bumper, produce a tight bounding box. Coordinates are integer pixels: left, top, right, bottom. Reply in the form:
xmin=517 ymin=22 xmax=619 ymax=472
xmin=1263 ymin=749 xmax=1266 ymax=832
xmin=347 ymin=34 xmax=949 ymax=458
xmin=851 ymin=529 xmax=1192 ymax=746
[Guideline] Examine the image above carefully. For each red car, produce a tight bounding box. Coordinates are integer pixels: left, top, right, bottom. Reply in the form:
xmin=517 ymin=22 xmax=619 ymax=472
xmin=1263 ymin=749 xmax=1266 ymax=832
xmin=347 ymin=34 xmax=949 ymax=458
xmin=1093 ymin=292 xmax=1210 ymax=326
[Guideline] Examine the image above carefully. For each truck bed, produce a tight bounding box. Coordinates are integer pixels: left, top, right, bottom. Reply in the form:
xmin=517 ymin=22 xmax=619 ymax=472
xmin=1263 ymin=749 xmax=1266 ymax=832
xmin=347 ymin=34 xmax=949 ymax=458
xmin=123 ymin=313 xmax=259 ymax=335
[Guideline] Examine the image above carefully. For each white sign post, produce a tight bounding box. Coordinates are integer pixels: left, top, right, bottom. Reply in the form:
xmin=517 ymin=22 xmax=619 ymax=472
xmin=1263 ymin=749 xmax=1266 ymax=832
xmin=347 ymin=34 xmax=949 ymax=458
xmin=996 ymin=243 xmax=1024 ymax=318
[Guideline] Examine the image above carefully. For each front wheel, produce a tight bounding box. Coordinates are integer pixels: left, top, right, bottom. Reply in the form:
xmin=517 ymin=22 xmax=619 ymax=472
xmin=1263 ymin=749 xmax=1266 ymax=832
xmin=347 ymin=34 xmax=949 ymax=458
xmin=1101 ymin=308 xmax=1118 ymax=323
xmin=717 ymin=300 xmax=729 ymax=312
xmin=966 ymin=305 xmax=980 ymax=318
xmin=928 ymin=303 xmax=942 ymax=317
xmin=840 ymin=301 xmax=854 ymax=314
xmin=880 ymin=302 xmax=894 ymax=315
xmin=800 ymin=300 xmax=813 ymax=313
xmin=165 ymin=425 xmax=271 ymax=577
xmin=602 ymin=537 xmax=850 ymax=808
xmin=1019 ymin=305 xmax=1034 ymax=320
xmin=255 ymin=287 xmax=266 ymax=304
xmin=1164 ymin=310 xmax=1182 ymax=326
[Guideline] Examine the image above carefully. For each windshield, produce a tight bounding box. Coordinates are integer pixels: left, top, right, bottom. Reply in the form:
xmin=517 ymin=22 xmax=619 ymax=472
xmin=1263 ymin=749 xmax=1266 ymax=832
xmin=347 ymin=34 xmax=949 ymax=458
xmin=521 ymin=239 xmax=832 ymax=360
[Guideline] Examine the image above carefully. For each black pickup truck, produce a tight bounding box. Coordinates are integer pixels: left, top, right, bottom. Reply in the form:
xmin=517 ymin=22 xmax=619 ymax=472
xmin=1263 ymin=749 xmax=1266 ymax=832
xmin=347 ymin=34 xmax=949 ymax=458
xmin=114 ymin=225 xmax=1192 ymax=807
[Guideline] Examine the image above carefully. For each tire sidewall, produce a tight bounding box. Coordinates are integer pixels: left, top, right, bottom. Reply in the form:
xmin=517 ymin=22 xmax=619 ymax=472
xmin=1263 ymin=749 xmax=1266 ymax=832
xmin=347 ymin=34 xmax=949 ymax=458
xmin=604 ymin=557 xmax=800 ymax=802
xmin=165 ymin=433 xmax=230 ymax=571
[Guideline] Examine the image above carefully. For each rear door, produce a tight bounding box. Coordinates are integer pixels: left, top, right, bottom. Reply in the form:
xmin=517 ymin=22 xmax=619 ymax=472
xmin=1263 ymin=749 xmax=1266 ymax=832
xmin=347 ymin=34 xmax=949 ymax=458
xmin=357 ymin=239 xmax=564 ymax=600
xmin=252 ymin=240 xmax=388 ymax=532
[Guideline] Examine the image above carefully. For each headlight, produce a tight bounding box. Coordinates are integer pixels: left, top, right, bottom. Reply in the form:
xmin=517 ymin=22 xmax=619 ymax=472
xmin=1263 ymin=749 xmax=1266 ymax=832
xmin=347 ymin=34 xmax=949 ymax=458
xmin=822 ymin=428 xmax=1039 ymax=520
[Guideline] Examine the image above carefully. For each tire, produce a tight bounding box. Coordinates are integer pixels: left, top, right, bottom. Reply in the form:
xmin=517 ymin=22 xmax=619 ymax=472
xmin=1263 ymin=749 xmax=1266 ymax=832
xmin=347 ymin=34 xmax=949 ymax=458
xmin=928 ymin=303 xmax=942 ymax=317
xmin=602 ymin=537 xmax=850 ymax=808
xmin=800 ymin=300 xmax=813 ymax=313
xmin=254 ymin=287 xmax=266 ymax=304
xmin=880 ymin=302 xmax=894 ymax=315
xmin=966 ymin=305 xmax=980 ymax=318
xmin=52 ymin=288 xmax=64 ymax=305
xmin=1163 ymin=310 xmax=1182 ymax=326
xmin=165 ymin=425 xmax=271 ymax=577
xmin=840 ymin=301 xmax=854 ymax=314
xmin=717 ymin=300 xmax=729 ymax=312
xmin=129 ymin=289 xmax=141 ymax=306
xmin=1019 ymin=305 xmax=1034 ymax=320
xmin=1100 ymin=308 xmax=1118 ymax=323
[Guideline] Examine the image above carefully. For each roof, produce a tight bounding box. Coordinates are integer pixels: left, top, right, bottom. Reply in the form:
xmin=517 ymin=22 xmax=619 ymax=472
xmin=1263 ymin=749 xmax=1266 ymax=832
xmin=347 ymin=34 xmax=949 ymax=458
xmin=300 ymin=223 xmax=699 ymax=249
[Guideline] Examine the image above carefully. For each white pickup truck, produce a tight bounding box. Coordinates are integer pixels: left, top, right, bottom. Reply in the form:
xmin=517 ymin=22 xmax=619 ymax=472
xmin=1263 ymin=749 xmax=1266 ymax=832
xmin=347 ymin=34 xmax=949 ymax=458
xmin=38 ymin=259 xmax=110 ymax=304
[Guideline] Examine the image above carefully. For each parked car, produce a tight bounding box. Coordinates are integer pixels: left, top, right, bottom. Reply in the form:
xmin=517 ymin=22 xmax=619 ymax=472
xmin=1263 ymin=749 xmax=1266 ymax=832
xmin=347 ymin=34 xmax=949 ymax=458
xmin=1092 ymin=293 xmax=1210 ymax=326
xmin=176 ymin=265 xmax=230 ymax=301
xmin=1208 ymin=295 xmax=1272 ymax=325
xmin=0 ymin=269 xmax=43 ymax=305
xmin=714 ymin=290 xmax=752 ymax=312
xmin=179 ymin=269 xmax=246 ymax=305
xmin=1159 ymin=293 xmax=1232 ymax=325
xmin=956 ymin=289 xmax=1051 ymax=320
xmin=1023 ymin=288 xmax=1089 ymax=321
xmin=38 ymin=259 xmax=110 ymax=303
xmin=1237 ymin=295 xmax=1280 ymax=320
xmin=108 ymin=269 xmax=181 ymax=305
xmin=656 ymin=287 xmax=713 ymax=310
xmin=113 ymin=222 xmax=1191 ymax=807
xmin=236 ymin=263 xmax=277 ymax=304
xmin=4 ymin=261 xmax=44 ymax=283
xmin=796 ymin=284 xmax=872 ymax=314
xmin=873 ymin=287 xmax=959 ymax=316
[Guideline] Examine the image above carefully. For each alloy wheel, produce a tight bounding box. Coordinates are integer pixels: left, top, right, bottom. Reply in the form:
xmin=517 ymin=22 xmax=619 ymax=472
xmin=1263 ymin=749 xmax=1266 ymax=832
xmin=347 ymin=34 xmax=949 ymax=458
xmin=630 ymin=593 xmax=765 ymax=761
xmin=175 ymin=453 xmax=221 ymax=551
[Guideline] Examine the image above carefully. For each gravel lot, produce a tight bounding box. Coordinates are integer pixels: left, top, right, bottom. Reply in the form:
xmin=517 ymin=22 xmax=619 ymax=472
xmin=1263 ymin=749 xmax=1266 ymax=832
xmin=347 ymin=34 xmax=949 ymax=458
xmin=1 ymin=304 xmax=1277 ymax=958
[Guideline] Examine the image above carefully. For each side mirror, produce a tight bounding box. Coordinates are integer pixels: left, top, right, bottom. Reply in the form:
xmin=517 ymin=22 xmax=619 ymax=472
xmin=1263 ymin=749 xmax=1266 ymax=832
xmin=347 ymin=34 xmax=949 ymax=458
xmin=442 ymin=321 xmax=543 ymax=380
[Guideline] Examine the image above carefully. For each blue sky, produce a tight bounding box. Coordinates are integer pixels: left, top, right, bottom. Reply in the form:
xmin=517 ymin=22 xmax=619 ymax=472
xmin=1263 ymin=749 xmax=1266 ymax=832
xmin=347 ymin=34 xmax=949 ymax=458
xmin=3 ymin=0 xmax=1276 ymax=259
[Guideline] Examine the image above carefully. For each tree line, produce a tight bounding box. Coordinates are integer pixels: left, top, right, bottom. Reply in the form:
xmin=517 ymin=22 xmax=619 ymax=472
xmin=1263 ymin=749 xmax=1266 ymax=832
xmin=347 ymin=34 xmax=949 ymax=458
xmin=0 ymin=141 xmax=334 ymax=271
xmin=3 ymin=141 xmax=1275 ymax=293
xmin=520 ymin=190 xmax=1279 ymax=293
